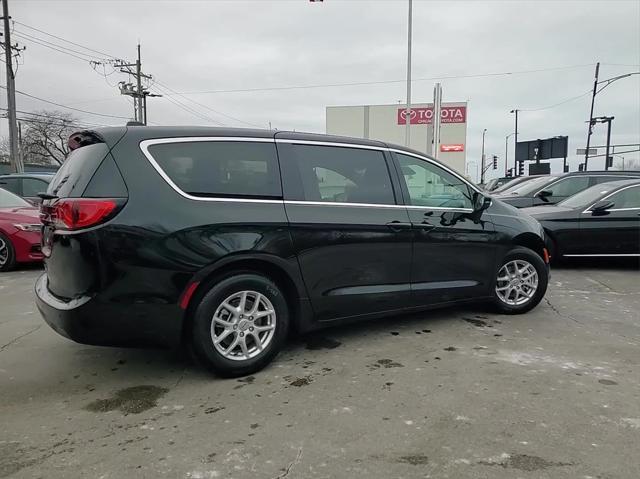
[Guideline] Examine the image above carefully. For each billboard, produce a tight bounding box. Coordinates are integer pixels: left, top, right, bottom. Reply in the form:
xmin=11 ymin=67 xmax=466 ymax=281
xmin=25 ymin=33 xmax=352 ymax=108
xmin=516 ymin=136 xmax=568 ymax=162
xmin=397 ymin=106 xmax=467 ymax=125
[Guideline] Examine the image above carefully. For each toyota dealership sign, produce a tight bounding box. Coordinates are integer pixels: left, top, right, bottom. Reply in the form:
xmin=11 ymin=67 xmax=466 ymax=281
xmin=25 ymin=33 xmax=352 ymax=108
xmin=397 ymin=106 xmax=467 ymax=125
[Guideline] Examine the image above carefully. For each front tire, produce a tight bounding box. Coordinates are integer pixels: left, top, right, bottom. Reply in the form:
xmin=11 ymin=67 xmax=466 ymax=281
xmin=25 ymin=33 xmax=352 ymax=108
xmin=492 ymin=247 xmax=548 ymax=314
xmin=190 ymin=273 xmax=289 ymax=377
xmin=0 ymin=233 xmax=16 ymax=272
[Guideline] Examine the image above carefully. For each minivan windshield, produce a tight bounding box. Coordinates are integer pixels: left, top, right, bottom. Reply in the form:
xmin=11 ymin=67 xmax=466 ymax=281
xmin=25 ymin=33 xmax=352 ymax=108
xmin=0 ymin=187 xmax=31 ymax=208
xmin=502 ymin=176 xmax=557 ymax=196
xmin=557 ymin=182 xmax=621 ymax=209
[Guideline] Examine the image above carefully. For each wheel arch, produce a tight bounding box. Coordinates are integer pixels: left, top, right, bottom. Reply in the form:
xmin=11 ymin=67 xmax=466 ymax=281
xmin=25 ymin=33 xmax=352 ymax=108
xmin=180 ymin=254 xmax=311 ymax=343
xmin=512 ymin=232 xmax=547 ymax=261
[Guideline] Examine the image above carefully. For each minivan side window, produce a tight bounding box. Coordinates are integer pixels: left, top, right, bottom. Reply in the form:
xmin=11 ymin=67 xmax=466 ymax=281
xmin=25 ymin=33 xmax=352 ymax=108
xmin=148 ymin=141 xmax=281 ymax=198
xmin=396 ymin=153 xmax=473 ymax=209
xmin=543 ymin=177 xmax=589 ymax=197
xmin=22 ymin=178 xmax=49 ymax=197
xmin=281 ymin=144 xmax=395 ymax=205
xmin=0 ymin=177 xmax=22 ymax=196
xmin=606 ymin=185 xmax=640 ymax=209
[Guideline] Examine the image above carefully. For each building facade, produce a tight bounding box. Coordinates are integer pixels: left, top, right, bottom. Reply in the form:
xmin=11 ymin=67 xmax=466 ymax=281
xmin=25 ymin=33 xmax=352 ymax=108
xmin=326 ymin=101 xmax=468 ymax=174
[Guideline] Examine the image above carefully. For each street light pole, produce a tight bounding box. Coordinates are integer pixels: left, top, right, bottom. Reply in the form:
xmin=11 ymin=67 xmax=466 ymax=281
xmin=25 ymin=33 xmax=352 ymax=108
xmin=404 ymin=0 xmax=413 ymax=147
xmin=584 ymin=62 xmax=600 ymax=170
xmin=480 ymin=128 xmax=487 ymax=185
xmin=505 ymin=132 xmax=515 ymax=176
xmin=510 ymin=109 xmax=519 ymax=176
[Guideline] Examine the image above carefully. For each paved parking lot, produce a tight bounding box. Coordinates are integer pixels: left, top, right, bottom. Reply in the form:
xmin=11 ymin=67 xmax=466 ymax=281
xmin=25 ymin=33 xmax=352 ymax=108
xmin=1 ymin=262 xmax=639 ymax=479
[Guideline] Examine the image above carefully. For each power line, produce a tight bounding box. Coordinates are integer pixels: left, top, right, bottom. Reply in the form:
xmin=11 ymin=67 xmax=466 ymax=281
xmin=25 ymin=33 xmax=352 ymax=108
xmin=519 ymin=89 xmax=592 ymax=112
xmin=12 ymin=20 xmax=120 ymax=60
xmin=167 ymin=63 xmax=596 ymax=96
xmin=1 ymin=108 xmax=111 ymax=127
xmin=153 ymin=79 xmax=262 ymax=128
xmin=13 ymin=31 xmax=99 ymax=63
xmin=0 ymin=85 xmax=131 ymax=120
xmin=151 ymin=84 xmax=225 ymax=125
xmin=13 ymin=30 xmax=103 ymax=61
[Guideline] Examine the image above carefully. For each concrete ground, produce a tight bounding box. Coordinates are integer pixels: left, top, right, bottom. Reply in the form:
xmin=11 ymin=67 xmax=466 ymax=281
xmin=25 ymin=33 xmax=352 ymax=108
xmin=1 ymin=261 xmax=639 ymax=479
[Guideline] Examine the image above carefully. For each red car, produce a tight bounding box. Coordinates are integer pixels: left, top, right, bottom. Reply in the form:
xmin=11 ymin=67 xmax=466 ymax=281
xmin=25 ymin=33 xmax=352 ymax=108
xmin=0 ymin=187 xmax=43 ymax=271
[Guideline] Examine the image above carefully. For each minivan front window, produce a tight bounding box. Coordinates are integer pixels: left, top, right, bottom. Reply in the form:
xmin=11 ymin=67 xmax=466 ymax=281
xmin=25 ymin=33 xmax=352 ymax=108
xmin=396 ymin=154 xmax=473 ymax=208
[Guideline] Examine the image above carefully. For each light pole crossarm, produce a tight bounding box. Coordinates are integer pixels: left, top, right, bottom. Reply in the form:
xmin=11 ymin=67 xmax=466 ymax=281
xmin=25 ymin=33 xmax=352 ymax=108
xmin=596 ymin=72 xmax=639 ymax=94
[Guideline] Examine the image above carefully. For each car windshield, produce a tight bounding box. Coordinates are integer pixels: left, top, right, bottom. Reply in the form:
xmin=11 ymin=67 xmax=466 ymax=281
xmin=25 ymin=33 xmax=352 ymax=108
xmin=557 ymin=183 xmax=619 ymax=209
xmin=502 ymin=176 xmax=556 ymax=196
xmin=0 ymin=187 xmax=31 ymax=208
xmin=493 ymin=177 xmax=531 ymax=193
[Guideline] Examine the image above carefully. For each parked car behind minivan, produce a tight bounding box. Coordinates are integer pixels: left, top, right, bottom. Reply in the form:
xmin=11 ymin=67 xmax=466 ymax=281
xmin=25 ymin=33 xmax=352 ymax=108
xmin=493 ymin=170 xmax=640 ymax=208
xmin=36 ymin=127 xmax=549 ymax=377
xmin=0 ymin=173 xmax=55 ymax=204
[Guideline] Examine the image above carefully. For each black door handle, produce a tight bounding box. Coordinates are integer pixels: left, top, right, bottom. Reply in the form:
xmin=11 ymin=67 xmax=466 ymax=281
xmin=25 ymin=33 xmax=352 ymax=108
xmin=386 ymin=221 xmax=412 ymax=232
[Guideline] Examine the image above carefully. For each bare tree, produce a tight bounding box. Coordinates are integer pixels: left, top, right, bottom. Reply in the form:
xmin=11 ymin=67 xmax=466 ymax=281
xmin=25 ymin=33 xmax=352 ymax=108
xmin=21 ymin=111 xmax=80 ymax=165
xmin=0 ymin=136 xmax=10 ymax=164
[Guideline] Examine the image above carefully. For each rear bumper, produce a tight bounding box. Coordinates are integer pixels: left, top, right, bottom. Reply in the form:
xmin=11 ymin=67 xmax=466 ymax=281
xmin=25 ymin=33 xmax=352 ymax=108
xmin=35 ymin=273 xmax=182 ymax=348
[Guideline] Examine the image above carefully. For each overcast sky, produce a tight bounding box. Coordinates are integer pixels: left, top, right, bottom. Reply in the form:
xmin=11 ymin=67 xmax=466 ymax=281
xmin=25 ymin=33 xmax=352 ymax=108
xmin=4 ymin=0 xmax=640 ymax=179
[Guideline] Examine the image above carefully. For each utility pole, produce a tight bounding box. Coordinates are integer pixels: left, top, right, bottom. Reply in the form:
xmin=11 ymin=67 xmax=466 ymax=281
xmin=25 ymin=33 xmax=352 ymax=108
xmin=115 ymin=44 xmax=154 ymax=124
xmin=584 ymin=62 xmax=600 ymax=170
xmin=480 ymin=128 xmax=487 ymax=184
xmin=510 ymin=109 xmax=519 ymax=176
xmin=2 ymin=0 xmax=23 ymax=173
xmin=136 ymin=43 xmax=143 ymax=124
xmin=404 ymin=0 xmax=412 ymax=147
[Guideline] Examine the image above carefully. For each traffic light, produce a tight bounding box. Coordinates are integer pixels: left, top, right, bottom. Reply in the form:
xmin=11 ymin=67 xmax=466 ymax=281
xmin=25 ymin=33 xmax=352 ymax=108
xmin=607 ymin=156 xmax=613 ymax=168
xmin=492 ymin=155 xmax=498 ymax=170
xmin=578 ymin=163 xmax=585 ymax=172
xmin=506 ymin=168 xmax=513 ymax=178
xmin=518 ymin=160 xmax=525 ymax=176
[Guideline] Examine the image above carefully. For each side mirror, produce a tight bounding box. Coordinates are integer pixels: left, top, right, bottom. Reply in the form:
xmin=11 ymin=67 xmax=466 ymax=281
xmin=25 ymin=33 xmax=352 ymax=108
xmin=590 ymin=200 xmax=614 ymax=215
xmin=473 ymin=192 xmax=492 ymax=212
xmin=537 ymin=190 xmax=552 ymax=201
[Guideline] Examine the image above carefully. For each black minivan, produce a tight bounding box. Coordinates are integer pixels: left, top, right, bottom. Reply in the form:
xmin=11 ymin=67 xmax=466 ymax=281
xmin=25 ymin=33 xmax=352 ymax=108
xmin=36 ymin=127 xmax=549 ymax=376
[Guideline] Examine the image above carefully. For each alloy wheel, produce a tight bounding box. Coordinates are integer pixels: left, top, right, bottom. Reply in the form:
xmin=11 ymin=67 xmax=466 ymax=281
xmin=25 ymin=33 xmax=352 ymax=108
xmin=210 ymin=290 xmax=276 ymax=361
xmin=495 ymin=259 xmax=539 ymax=306
xmin=0 ymin=237 xmax=8 ymax=266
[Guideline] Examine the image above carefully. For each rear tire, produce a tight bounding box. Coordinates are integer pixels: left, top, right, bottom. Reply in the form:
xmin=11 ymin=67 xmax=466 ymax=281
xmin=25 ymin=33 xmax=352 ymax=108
xmin=492 ymin=247 xmax=548 ymax=314
xmin=0 ymin=232 xmax=16 ymax=272
xmin=190 ymin=273 xmax=289 ymax=377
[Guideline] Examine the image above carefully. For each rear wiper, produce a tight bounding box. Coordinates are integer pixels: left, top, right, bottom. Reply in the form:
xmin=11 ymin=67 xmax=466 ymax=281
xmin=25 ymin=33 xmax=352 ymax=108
xmin=37 ymin=192 xmax=58 ymax=200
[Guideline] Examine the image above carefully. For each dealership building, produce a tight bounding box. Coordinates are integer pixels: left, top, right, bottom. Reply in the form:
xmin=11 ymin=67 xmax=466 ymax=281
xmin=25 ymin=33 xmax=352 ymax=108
xmin=326 ymin=101 xmax=468 ymax=174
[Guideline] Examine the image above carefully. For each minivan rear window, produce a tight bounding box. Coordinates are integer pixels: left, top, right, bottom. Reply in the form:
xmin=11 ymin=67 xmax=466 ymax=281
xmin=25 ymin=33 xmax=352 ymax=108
xmin=147 ymin=141 xmax=281 ymax=199
xmin=47 ymin=143 xmax=110 ymax=198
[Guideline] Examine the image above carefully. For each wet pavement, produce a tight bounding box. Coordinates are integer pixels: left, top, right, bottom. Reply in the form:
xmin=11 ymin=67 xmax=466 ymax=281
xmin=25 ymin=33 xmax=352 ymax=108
xmin=1 ymin=261 xmax=639 ymax=478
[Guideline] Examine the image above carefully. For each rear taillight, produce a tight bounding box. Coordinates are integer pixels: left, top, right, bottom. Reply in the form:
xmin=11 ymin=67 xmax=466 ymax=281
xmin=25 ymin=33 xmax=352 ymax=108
xmin=40 ymin=198 xmax=124 ymax=231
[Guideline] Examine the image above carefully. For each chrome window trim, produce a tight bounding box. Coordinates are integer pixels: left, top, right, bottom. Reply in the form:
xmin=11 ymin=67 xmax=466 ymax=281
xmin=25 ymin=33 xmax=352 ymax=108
xmin=139 ymin=137 xmax=284 ymax=204
xmin=581 ymin=184 xmax=640 ymax=214
xmin=274 ymin=138 xmax=387 ymax=152
xmin=140 ymin=136 xmax=477 ymax=212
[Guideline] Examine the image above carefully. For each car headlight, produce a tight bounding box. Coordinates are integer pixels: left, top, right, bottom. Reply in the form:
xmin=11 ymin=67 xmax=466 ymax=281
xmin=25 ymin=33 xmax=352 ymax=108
xmin=13 ymin=224 xmax=42 ymax=232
